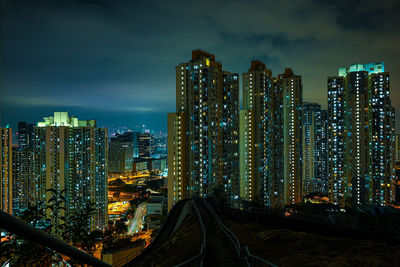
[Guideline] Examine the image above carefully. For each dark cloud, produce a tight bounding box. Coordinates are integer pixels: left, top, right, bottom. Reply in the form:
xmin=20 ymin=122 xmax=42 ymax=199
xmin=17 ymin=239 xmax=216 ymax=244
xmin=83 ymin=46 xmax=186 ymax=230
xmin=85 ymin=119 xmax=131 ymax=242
xmin=1 ymin=0 xmax=399 ymax=132
xmin=75 ymin=0 xmax=116 ymax=11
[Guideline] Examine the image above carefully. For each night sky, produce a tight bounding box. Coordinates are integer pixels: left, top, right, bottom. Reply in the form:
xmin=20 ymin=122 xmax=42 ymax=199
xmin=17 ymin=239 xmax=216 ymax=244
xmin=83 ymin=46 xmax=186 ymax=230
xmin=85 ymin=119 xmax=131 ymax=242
xmin=1 ymin=0 xmax=400 ymax=133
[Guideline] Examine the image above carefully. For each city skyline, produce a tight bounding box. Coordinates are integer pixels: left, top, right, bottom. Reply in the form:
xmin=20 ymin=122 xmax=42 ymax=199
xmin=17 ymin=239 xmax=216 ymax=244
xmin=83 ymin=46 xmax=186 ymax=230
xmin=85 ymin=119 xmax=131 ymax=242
xmin=167 ymin=50 xmax=397 ymax=210
xmin=3 ymin=1 xmax=400 ymax=265
xmin=2 ymin=0 xmax=400 ymax=132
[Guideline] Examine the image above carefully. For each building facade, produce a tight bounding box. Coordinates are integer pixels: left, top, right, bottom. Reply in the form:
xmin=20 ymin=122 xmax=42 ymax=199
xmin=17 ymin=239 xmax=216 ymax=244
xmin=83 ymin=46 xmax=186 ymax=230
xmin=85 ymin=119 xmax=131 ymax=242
xmin=11 ymin=122 xmax=36 ymax=215
xmin=17 ymin=122 xmax=35 ymax=150
xmin=328 ymin=63 xmax=395 ymax=206
xmin=241 ymin=61 xmax=272 ymax=206
xmin=168 ymin=50 xmax=239 ymax=210
xmin=33 ymin=112 xmax=108 ymax=231
xmin=302 ymin=103 xmax=328 ymax=196
xmin=327 ymin=76 xmax=347 ymax=206
xmin=138 ymin=133 xmax=152 ymax=158
xmin=109 ymin=132 xmax=139 ymax=173
xmin=12 ymin=146 xmax=35 ymax=215
xmin=1 ymin=128 xmax=13 ymax=214
xmin=281 ymin=68 xmax=303 ymax=205
xmin=240 ymin=63 xmax=302 ymax=208
xmin=314 ymin=109 xmax=328 ymax=194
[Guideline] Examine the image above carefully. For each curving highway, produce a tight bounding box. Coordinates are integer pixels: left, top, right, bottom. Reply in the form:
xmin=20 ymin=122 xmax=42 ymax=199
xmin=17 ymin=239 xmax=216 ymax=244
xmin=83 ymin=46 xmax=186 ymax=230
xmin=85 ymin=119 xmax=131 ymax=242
xmin=127 ymin=202 xmax=147 ymax=235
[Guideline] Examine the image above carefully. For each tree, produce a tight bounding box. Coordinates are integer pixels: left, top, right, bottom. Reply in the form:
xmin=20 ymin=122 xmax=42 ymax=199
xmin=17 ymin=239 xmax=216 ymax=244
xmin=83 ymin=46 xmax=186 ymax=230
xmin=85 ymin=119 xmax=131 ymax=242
xmin=46 ymin=188 xmax=68 ymax=238
xmin=0 ymin=191 xmax=103 ymax=266
xmin=62 ymin=202 xmax=102 ymax=255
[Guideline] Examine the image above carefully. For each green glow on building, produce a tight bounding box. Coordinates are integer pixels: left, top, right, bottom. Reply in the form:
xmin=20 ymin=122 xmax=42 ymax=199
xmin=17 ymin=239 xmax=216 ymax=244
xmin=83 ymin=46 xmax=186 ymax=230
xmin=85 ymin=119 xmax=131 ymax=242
xmin=37 ymin=112 xmax=96 ymax=127
xmin=338 ymin=62 xmax=385 ymax=77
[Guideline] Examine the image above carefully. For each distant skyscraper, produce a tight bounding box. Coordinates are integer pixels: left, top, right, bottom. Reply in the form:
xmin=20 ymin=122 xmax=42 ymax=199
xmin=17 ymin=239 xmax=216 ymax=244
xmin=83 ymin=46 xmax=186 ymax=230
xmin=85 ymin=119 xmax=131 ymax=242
xmin=17 ymin=122 xmax=35 ymax=150
xmin=328 ymin=63 xmax=395 ymax=206
xmin=109 ymin=131 xmax=138 ymax=173
xmin=302 ymin=103 xmax=328 ymax=196
xmin=280 ymin=68 xmax=303 ymax=205
xmin=1 ymin=127 xmax=13 ymax=214
xmin=168 ymin=50 xmax=239 ymax=210
xmin=33 ymin=112 xmax=108 ymax=231
xmin=138 ymin=133 xmax=151 ymax=158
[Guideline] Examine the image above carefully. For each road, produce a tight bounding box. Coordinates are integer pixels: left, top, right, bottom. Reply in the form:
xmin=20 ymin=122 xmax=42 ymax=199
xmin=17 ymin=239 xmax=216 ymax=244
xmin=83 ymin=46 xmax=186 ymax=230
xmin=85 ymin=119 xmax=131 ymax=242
xmin=127 ymin=202 xmax=147 ymax=234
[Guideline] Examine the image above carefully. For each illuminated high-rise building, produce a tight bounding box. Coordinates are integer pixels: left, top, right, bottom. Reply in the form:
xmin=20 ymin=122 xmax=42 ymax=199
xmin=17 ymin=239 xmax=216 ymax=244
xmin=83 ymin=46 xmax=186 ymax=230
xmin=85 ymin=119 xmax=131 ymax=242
xmin=314 ymin=109 xmax=328 ymax=194
xmin=395 ymin=134 xmax=400 ymax=162
xmin=240 ymin=64 xmax=302 ymax=207
xmin=240 ymin=61 xmax=272 ymax=205
xmin=33 ymin=112 xmax=108 ymax=231
xmin=167 ymin=113 xmax=186 ymax=211
xmin=270 ymin=77 xmax=285 ymax=207
xmin=12 ymin=122 xmax=36 ymax=215
xmin=302 ymin=103 xmax=328 ymax=196
xmin=240 ymin=61 xmax=285 ymax=208
xmin=1 ymin=128 xmax=13 ymax=214
xmin=12 ymin=146 xmax=35 ymax=215
xmin=239 ymin=110 xmax=253 ymax=202
xmin=168 ymin=50 xmax=239 ymax=210
xmin=280 ymin=68 xmax=303 ymax=205
xmin=369 ymin=69 xmax=395 ymax=206
xmin=327 ymin=76 xmax=347 ymax=206
xmin=328 ymin=63 xmax=395 ymax=206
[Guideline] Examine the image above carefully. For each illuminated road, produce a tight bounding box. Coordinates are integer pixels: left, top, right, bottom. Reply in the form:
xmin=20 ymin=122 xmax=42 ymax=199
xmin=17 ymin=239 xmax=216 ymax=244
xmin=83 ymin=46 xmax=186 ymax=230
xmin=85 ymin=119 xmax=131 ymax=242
xmin=127 ymin=202 xmax=147 ymax=234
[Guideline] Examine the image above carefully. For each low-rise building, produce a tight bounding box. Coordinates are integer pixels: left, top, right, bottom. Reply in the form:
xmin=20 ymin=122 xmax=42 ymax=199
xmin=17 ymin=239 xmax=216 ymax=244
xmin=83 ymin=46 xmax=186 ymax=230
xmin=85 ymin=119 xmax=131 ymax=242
xmin=147 ymin=196 xmax=164 ymax=216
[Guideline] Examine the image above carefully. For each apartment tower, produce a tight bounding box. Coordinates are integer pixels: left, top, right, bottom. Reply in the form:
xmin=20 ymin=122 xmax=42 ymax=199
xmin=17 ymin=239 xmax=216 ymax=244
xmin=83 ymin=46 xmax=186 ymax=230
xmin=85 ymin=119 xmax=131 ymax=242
xmin=33 ymin=112 xmax=108 ymax=231
xmin=168 ymin=50 xmax=239 ymax=210
xmin=328 ymin=63 xmax=395 ymax=206
xmin=281 ymin=68 xmax=303 ymax=205
xmin=0 ymin=127 xmax=13 ymax=214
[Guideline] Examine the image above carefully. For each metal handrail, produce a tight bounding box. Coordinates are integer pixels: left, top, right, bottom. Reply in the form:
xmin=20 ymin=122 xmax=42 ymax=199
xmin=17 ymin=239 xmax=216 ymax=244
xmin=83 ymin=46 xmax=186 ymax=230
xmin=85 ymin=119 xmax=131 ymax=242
xmin=244 ymin=246 xmax=277 ymax=267
xmin=201 ymin=199 xmax=251 ymax=266
xmin=201 ymin=199 xmax=242 ymax=255
xmin=174 ymin=198 xmax=206 ymax=267
xmin=193 ymin=198 xmax=206 ymax=252
xmin=0 ymin=210 xmax=111 ymax=267
xmin=203 ymin=198 xmax=277 ymax=267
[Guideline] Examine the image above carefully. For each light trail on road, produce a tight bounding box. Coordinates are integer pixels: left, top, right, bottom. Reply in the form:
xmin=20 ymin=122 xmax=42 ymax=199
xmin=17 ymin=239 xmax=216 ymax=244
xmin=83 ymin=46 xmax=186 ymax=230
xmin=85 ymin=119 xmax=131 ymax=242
xmin=127 ymin=202 xmax=147 ymax=235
